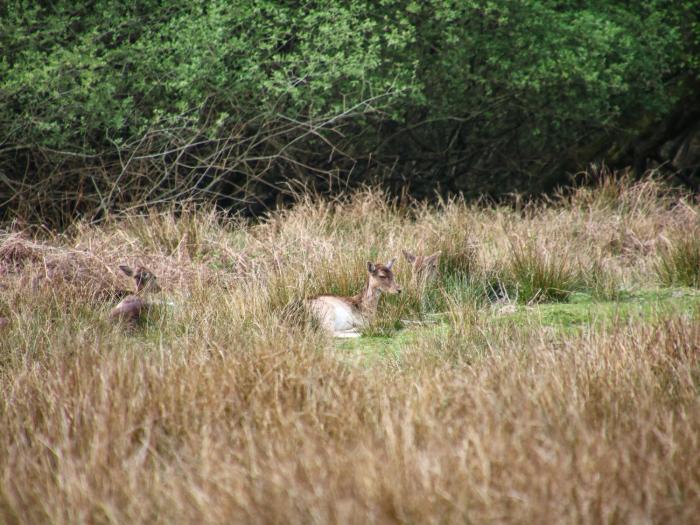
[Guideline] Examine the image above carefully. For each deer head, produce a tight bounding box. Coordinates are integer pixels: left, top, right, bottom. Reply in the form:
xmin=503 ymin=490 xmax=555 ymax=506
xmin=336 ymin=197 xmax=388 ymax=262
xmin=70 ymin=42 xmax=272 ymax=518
xmin=367 ymin=258 xmax=402 ymax=295
xmin=402 ymin=250 xmax=441 ymax=283
xmin=118 ymin=264 xmax=161 ymax=294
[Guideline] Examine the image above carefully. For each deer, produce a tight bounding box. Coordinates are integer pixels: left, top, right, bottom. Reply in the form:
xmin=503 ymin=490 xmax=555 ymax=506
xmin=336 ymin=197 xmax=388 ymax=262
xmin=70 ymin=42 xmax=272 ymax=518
xmin=307 ymin=259 xmax=402 ymax=338
xmin=402 ymin=249 xmax=441 ymax=286
xmin=109 ymin=264 xmax=161 ymax=325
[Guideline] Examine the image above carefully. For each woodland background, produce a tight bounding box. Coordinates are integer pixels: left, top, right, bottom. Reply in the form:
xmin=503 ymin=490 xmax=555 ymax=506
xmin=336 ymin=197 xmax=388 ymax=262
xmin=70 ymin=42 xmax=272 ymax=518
xmin=1 ymin=0 xmax=699 ymax=224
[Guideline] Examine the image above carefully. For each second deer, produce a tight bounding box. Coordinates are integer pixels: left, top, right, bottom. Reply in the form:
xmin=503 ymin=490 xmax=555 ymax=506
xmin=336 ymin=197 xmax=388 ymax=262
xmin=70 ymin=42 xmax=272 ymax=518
xmin=402 ymin=249 xmax=441 ymax=286
xmin=109 ymin=264 xmax=161 ymax=325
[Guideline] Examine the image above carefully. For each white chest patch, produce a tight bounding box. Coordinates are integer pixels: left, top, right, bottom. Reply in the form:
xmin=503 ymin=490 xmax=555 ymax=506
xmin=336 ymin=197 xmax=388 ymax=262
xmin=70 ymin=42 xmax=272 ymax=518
xmin=332 ymin=302 xmax=358 ymax=331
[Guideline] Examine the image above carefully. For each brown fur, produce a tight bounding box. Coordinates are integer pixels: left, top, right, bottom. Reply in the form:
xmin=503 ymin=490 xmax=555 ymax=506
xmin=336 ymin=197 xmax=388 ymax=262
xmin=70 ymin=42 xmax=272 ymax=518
xmin=109 ymin=265 xmax=160 ymax=325
xmin=109 ymin=296 xmax=149 ymax=324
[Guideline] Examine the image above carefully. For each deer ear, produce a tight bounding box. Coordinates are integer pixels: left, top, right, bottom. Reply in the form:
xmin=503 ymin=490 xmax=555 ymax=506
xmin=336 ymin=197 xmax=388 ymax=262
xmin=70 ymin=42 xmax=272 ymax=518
xmin=119 ymin=264 xmax=134 ymax=277
xmin=367 ymin=261 xmax=377 ymax=273
xmin=386 ymin=258 xmax=396 ymax=270
xmin=402 ymin=249 xmax=416 ymax=263
xmin=428 ymin=252 xmax=442 ymax=263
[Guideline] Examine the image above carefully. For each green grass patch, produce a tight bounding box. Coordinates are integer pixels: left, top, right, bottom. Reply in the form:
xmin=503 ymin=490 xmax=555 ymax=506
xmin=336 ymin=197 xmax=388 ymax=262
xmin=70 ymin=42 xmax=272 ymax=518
xmin=337 ymin=287 xmax=700 ymax=357
xmin=499 ymin=288 xmax=700 ymax=333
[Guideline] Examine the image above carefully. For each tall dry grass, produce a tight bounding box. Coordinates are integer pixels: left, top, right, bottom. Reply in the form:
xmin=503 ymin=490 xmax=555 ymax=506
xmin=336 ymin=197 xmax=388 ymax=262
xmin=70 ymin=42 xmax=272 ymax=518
xmin=1 ymin=175 xmax=699 ymax=524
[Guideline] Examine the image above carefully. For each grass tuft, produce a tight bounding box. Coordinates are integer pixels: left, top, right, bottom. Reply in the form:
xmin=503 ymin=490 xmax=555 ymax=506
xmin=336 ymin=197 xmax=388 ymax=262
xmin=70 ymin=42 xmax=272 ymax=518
xmin=656 ymin=234 xmax=700 ymax=288
xmin=504 ymin=238 xmax=582 ymax=303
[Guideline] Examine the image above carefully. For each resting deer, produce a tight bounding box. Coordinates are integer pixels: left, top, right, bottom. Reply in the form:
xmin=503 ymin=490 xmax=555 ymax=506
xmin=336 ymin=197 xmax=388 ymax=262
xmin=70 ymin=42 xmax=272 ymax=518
xmin=308 ymin=259 xmax=402 ymax=338
xmin=109 ymin=264 xmax=161 ymax=325
xmin=402 ymin=249 xmax=441 ymax=285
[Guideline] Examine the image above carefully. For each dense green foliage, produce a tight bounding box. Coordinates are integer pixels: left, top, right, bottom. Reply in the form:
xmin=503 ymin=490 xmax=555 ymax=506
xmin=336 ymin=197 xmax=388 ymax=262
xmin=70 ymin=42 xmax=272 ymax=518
xmin=1 ymin=1 xmax=698 ymax=221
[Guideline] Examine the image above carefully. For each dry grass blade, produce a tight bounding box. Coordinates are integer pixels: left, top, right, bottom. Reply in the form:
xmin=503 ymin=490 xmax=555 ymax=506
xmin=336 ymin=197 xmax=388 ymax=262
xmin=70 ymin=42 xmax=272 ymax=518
xmin=1 ymin=173 xmax=700 ymax=524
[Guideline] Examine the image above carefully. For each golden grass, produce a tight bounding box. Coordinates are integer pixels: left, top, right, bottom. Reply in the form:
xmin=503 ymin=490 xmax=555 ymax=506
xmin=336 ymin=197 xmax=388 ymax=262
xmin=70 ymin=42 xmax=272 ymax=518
xmin=1 ymin=175 xmax=699 ymax=524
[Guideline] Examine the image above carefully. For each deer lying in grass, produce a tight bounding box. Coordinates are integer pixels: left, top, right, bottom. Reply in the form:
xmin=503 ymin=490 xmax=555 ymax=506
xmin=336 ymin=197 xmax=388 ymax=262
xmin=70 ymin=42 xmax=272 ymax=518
xmin=308 ymin=259 xmax=402 ymax=338
xmin=402 ymin=249 xmax=441 ymax=285
xmin=0 ymin=316 xmax=9 ymax=331
xmin=109 ymin=264 xmax=161 ymax=325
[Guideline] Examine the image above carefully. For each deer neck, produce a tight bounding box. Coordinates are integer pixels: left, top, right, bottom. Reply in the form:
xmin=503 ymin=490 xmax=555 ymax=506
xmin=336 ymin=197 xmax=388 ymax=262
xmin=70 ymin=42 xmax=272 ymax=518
xmin=353 ymin=277 xmax=382 ymax=313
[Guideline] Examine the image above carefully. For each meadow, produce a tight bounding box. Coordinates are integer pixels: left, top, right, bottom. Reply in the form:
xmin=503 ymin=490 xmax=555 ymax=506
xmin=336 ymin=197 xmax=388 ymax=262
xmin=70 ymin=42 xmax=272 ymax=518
xmin=1 ymin=174 xmax=699 ymax=524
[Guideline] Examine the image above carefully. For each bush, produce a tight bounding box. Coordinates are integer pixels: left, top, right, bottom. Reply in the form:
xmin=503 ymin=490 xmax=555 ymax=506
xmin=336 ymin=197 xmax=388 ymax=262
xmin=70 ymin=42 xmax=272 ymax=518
xmin=1 ymin=1 xmax=697 ymax=222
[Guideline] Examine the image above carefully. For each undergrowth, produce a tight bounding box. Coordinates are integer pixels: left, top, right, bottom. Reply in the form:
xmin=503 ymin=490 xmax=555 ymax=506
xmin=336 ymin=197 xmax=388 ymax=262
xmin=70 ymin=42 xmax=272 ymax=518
xmin=1 ymin=176 xmax=700 ymax=524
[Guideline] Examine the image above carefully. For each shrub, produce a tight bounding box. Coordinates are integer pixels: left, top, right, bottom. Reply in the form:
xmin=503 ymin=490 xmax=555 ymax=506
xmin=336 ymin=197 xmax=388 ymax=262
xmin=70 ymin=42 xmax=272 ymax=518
xmin=1 ymin=1 xmax=696 ymax=222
